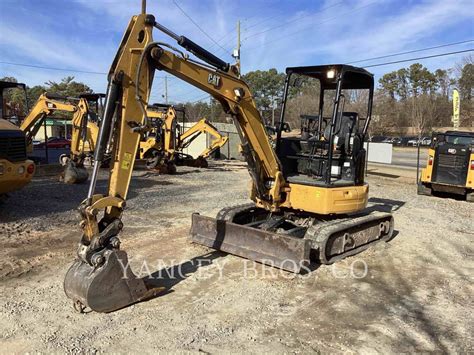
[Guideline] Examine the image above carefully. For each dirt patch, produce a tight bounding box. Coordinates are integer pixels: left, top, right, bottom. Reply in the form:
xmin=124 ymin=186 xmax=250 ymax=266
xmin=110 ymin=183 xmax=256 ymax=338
xmin=0 ymin=161 xmax=472 ymax=353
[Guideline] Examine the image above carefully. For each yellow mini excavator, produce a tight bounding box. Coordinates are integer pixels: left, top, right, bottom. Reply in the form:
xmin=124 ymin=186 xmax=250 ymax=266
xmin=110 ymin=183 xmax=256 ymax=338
xmin=138 ymin=103 xmax=180 ymax=172
xmin=176 ymin=117 xmax=229 ymax=168
xmin=59 ymin=93 xmax=105 ymax=183
xmin=64 ymin=2 xmax=394 ymax=313
xmin=20 ymin=92 xmax=105 ymax=184
xmin=139 ymin=103 xmax=228 ymax=172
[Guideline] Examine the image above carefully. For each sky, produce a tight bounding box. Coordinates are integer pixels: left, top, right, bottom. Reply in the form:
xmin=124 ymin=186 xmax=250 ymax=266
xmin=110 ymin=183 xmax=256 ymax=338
xmin=0 ymin=0 xmax=472 ymax=104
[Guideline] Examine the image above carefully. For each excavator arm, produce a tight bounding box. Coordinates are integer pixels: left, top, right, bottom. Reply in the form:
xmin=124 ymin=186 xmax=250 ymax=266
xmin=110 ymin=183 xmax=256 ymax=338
xmin=20 ymin=93 xmax=77 ymax=151
xmin=148 ymin=45 xmax=284 ymax=206
xmin=20 ymin=92 xmax=101 ymax=184
xmin=64 ymin=3 xmax=394 ymax=313
xmin=64 ymin=8 xmax=284 ymax=312
xmin=64 ymin=13 xmax=159 ymax=312
xmin=178 ymin=118 xmax=229 ymax=159
xmin=138 ymin=106 xmax=178 ymax=172
xmin=61 ymin=97 xmax=97 ymax=184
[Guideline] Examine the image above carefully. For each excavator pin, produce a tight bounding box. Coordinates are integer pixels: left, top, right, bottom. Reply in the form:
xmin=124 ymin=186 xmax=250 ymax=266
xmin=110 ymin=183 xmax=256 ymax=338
xmin=64 ymin=246 xmax=163 ymax=313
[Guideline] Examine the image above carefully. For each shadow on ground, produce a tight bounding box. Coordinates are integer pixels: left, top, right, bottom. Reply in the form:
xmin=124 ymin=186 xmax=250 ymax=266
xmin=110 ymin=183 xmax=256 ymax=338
xmin=143 ymin=251 xmax=226 ymax=297
xmin=0 ymin=176 xmax=174 ymax=223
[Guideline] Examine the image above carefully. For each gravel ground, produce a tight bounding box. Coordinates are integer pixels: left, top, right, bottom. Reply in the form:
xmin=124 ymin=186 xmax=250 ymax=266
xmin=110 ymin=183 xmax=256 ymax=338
xmin=0 ymin=161 xmax=472 ymax=353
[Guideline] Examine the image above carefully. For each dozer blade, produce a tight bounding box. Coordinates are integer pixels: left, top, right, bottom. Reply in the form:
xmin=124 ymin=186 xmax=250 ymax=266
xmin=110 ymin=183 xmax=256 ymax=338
xmin=190 ymin=213 xmax=311 ymax=273
xmin=63 ymin=161 xmax=89 ymax=184
xmin=64 ymin=249 xmax=159 ymax=313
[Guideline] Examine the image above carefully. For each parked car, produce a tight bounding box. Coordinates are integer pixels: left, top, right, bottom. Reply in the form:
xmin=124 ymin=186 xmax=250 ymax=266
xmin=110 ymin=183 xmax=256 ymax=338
xmin=35 ymin=137 xmax=71 ymax=149
xmin=381 ymin=137 xmax=401 ymax=144
xmin=419 ymin=136 xmax=432 ymax=146
xmin=407 ymin=137 xmax=420 ymax=146
xmin=398 ymin=136 xmax=416 ymax=146
xmin=392 ymin=137 xmax=402 ymax=145
xmin=370 ymin=135 xmax=387 ymax=143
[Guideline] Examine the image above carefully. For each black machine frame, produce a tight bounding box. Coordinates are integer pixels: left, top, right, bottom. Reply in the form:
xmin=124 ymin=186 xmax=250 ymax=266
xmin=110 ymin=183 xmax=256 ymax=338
xmin=276 ymin=65 xmax=374 ymax=186
xmin=0 ymin=81 xmax=29 ymax=121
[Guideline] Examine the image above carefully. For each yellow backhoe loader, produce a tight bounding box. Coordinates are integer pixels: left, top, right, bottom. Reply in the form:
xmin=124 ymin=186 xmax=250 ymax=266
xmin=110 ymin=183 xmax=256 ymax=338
xmin=0 ymin=81 xmax=35 ymax=195
xmin=20 ymin=92 xmax=104 ymax=184
xmin=64 ymin=3 xmax=394 ymax=313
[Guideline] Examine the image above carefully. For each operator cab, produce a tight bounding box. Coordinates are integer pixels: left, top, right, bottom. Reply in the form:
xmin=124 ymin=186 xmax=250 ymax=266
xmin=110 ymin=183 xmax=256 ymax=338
xmin=0 ymin=81 xmax=28 ymax=124
xmin=276 ymin=65 xmax=374 ymax=187
xmin=79 ymin=93 xmax=106 ymax=123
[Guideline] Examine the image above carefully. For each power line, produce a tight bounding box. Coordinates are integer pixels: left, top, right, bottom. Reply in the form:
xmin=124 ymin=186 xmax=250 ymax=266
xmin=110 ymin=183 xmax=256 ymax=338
xmin=347 ymin=40 xmax=473 ymax=65
xmin=206 ymin=29 xmax=237 ymax=52
xmin=0 ymin=61 xmax=108 ymax=75
xmin=189 ymin=94 xmax=210 ymax=104
xmin=243 ymin=1 xmax=343 ymax=40
xmin=243 ymin=13 xmax=283 ymax=32
xmin=173 ymin=50 xmax=473 ymax=105
xmin=242 ymin=1 xmax=377 ymax=50
xmin=0 ymin=60 xmax=172 ymax=79
xmin=172 ymin=0 xmax=233 ymax=58
xmin=363 ymin=49 xmax=473 ymax=68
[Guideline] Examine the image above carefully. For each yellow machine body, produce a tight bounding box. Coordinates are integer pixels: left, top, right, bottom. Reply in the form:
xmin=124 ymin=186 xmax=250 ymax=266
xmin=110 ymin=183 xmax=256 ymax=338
xmin=419 ymin=131 xmax=474 ymax=200
xmin=63 ymin=4 xmax=393 ymax=313
xmin=0 ymin=119 xmax=35 ymax=195
xmin=276 ymin=183 xmax=368 ymax=215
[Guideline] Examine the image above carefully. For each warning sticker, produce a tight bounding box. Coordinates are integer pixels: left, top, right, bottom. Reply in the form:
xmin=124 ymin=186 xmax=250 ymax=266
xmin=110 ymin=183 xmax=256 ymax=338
xmin=121 ymin=152 xmax=133 ymax=170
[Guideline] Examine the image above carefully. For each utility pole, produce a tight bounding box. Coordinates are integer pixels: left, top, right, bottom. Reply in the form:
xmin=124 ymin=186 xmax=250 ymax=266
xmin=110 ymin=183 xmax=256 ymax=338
xmin=210 ymin=95 xmax=214 ymax=121
xmin=271 ymin=98 xmax=275 ymax=126
xmin=232 ymin=20 xmax=241 ymax=76
xmin=164 ymin=76 xmax=168 ymax=104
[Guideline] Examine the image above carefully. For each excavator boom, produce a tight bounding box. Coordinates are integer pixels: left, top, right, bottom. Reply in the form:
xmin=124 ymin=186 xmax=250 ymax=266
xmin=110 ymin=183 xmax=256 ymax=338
xmin=64 ymin=2 xmax=393 ymax=313
xmin=20 ymin=92 xmax=103 ymax=184
xmin=178 ymin=118 xmax=229 ymax=159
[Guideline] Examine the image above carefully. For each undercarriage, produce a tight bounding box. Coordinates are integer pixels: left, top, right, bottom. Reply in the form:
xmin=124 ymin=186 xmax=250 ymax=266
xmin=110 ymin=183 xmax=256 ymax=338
xmin=190 ymin=203 xmax=394 ymax=273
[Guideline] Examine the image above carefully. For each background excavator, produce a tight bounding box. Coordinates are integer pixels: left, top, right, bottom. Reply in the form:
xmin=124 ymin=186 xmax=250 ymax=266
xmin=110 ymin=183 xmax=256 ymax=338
xmin=176 ymin=117 xmax=229 ymax=168
xmin=19 ymin=92 xmax=105 ymax=184
xmin=140 ymin=103 xmax=228 ymax=172
xmin=64 ymin=2 xmax=394 ymax=313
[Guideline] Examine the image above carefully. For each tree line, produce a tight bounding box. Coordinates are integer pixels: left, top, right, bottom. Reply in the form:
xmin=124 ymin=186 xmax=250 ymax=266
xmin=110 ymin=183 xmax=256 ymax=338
xmin=180 ymin=58 xmax=473 ymax=136
xmin=1 ymin=76 xmax=92 ymax=120
xmin=2 ymin=56 xmax=472 ymax=136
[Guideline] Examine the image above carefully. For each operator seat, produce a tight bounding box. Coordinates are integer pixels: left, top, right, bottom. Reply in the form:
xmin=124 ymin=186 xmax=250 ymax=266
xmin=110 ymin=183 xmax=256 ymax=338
xmin=323 ymin=112 xmax=357 ymax=154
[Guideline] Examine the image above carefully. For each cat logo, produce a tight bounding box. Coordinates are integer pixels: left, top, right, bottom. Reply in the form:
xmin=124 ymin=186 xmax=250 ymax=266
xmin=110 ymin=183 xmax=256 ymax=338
xmin=448 ymin=148 xmax=457 ymax=154
xmin=208 ymin=73 xmax=221 ymax=88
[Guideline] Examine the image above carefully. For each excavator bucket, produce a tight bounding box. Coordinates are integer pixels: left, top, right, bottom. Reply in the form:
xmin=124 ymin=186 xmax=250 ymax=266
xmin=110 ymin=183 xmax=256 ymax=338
xmin=63 ymin=161 xmax=89 ymax=184
xmin=189 ymin=214 xmax=311 ymax=273
xmin=64 ymin=249 xmax=160 ymax=313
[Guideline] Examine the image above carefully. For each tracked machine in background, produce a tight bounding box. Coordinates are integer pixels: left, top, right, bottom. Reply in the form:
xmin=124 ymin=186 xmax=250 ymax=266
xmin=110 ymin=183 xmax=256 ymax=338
xmin=60 ymin=93 xmax=105 ymax=183
xmin=20 ymin=92 xmax=105 ymax=184
xmin=64 ymin=2 xmax=394 ymax=313
xmin=140 ymin=103 xmax=228 ymax=172
xmin=176 ymin=117 xmax=228 ymax=168
xmin=418 ymin=130 xmax=474 ymax=201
